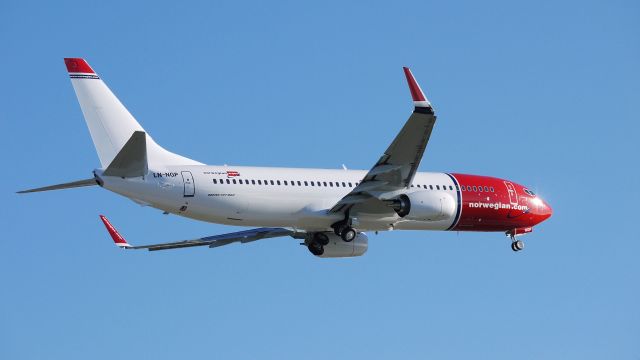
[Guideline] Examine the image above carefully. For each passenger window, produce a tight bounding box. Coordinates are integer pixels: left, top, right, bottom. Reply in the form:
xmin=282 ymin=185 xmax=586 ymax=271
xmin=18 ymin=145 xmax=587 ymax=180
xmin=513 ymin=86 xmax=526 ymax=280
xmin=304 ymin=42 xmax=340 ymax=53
xmin=348 ymin=182 xmax=353 ymax=187
xmin=226 ymin=179 xmax=230 ymax=184
xmin=484 ymin=186 xmax=489 ymax=192
xmin=473 ymin=186 xmax=477 ymax=192
xmin=212 ymin=179 xmax=217 ymax=184
xmin=310 ymin=181 xmax=315 ymax=186
xmin=264 ymin=179 xmax=269 ymax=185
xmin=270 ymin=180 xmax=274 ymax=185
xmin=436 ymin=185 xmax=440 ymax=190
xmin=449 ymin=185 xmax=453 ymax=190
xmin=329 ymin=182 xmax=333 ymax=187
xmin=238 ymin=179 xmax=243 ymax=184
xmin=232 ymin=179 xmax=237 ymax=184
xmin=304 ymin=181 xmax=308 ymax=186
xmin=276 ymin=180 xmax=281 ymax=185
xmin=323 ymin=182 xmax=327 ymax=187
xmin=284 ymin=181 xmax=288 ymax=185
xmin=430 ymin=185 xmax=434 ymax=190
xmin=297 ymin=181 xmax=302 ymax=186
xmin=257 ymin=180 xmax=262 ymax=185
xmin=251 ymin=180 xmax=256 ymax=185
xmin=461 ymin=185 xmax=465 ymax=191
xmin=342 ymin=182 xmax=346 ymax=187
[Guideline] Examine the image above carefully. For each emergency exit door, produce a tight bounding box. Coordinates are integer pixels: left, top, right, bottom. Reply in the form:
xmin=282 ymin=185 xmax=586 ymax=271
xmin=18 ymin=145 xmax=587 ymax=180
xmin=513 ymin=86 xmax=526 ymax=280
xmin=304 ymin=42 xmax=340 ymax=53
xmin=181 ymin=171 xmax=195 ymax=197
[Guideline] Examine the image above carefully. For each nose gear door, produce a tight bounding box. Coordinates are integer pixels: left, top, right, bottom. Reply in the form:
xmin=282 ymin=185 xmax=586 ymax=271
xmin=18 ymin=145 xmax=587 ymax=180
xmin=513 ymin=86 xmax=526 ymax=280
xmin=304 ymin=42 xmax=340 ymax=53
xmin=181 ymin=171 xmax=195 ymax=197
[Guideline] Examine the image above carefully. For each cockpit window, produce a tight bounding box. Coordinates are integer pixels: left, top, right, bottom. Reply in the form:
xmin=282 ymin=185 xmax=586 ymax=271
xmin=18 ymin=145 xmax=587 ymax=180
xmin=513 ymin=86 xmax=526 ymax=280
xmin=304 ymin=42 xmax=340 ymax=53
xmin=524 ymin=188 xmax=536 ymax=196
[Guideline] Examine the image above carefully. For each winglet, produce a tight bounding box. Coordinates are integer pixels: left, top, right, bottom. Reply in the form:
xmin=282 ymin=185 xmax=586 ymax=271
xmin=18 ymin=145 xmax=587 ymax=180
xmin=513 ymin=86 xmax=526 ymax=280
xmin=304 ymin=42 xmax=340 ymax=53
xmin=403 ymin=67 xmax=433 ymax=110
xmin=99 ymin=215 xmax=131 ymax=248
xmin=64 ymin=58 xmax=95 ymax=74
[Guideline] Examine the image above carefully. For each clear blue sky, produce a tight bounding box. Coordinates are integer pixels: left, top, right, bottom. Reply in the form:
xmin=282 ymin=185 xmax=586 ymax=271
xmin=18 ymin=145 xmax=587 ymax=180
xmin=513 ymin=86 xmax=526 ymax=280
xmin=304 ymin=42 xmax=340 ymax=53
xmin=1 ymin=0 xmax=638 ymax=358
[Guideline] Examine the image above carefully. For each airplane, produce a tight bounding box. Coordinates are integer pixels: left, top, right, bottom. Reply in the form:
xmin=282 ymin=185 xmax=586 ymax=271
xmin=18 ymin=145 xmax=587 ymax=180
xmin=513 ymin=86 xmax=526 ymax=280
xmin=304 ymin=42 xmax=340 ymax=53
xmin=18 ymin=58 xmax=552 ymax=257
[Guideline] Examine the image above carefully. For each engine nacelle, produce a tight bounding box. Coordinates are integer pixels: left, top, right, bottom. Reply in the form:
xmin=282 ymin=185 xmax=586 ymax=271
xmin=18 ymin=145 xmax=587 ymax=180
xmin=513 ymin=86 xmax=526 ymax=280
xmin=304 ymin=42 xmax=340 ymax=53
xmin=390 ymin=191 xmax=456 ymax=221
xmin=317 ymin=233 xmax=368 ymax=258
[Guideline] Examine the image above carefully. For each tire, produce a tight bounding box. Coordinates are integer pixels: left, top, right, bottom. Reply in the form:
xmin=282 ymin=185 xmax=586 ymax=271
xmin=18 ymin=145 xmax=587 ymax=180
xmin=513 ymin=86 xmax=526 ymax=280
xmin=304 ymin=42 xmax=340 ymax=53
xmin=314 ymin=232 xmax=330 ymax=246
xmin=511 ymin=242 xmax=518 ymax=252
xmin=308 ymin=242 xmax=324 ymax=256
xmin=514 ymin=240 xmax=524 ymax=251
xmin=340 ymin=227 xmax=356 ymax=242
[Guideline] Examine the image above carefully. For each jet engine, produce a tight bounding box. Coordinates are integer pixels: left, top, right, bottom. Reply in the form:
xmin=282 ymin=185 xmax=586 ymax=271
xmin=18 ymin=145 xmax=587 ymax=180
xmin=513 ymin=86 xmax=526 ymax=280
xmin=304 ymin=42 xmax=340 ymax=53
xmin=308 ymin=232 xmax=368 ymax=258
xmin=388 ymin=191 xmax=456 ymax=221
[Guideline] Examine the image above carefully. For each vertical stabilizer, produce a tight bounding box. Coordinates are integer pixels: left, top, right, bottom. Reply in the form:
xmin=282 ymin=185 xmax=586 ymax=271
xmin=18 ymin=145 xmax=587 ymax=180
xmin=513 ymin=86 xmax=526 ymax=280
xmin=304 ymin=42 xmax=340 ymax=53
xmin=64 ymin=58 xmax=201 ymax=169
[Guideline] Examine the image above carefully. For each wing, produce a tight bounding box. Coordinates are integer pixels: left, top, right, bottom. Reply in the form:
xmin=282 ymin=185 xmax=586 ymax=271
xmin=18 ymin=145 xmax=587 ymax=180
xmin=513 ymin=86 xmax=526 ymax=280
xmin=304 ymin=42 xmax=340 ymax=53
xmin=330 ymin=67 xmax=436 ymax=213
xmin=99 ymin=215 xmax=302 ymax=251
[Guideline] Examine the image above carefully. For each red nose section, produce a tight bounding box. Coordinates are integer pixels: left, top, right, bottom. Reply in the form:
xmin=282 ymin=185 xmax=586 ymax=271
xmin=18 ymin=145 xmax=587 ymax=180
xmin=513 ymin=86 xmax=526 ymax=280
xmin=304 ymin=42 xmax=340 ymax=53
xmin=64 ymin=58 xmax=95 ymax=73
xmin=541 ymin=201 xmax=553 ymax=220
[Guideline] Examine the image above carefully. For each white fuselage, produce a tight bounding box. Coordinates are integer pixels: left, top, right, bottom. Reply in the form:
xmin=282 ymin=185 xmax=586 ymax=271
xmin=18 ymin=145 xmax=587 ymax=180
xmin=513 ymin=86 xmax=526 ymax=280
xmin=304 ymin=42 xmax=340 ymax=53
xmin=99 ymin=165 xmax=459 ymax=232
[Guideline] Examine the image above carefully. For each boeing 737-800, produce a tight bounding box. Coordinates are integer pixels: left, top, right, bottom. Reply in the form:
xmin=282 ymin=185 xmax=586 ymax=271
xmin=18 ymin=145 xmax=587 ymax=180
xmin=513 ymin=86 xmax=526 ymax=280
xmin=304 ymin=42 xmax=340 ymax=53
xmin=19 ymin=58 xmax=552 ymax=257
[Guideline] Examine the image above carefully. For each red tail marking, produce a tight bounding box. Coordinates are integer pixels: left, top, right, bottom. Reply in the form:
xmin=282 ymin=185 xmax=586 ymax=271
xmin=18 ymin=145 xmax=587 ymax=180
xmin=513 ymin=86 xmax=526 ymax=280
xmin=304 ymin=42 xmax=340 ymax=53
xmin=403 ymin=67 xmax=426 ymax=101
xmin=64 ymin=58 xmax=95 ymax=74
xmin=99 ymin=215 xmax=128 ymax=245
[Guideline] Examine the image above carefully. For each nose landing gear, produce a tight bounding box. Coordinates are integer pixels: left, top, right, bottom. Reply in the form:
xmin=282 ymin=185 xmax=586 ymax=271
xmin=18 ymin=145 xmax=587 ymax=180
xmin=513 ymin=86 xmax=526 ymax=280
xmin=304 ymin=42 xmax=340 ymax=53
xmin=511 ymin=239 xmax=524 ymax=252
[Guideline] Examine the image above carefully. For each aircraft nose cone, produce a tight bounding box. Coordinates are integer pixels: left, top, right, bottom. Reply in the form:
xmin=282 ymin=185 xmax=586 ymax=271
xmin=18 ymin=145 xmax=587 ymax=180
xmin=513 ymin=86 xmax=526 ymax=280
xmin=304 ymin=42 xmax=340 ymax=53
xmin=540 ymin=199 xmax=553 ymax=220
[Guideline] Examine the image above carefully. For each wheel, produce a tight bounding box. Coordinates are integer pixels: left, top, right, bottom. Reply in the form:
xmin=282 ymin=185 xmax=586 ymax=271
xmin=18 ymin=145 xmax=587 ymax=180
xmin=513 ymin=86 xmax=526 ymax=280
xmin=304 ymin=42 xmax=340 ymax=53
xmin=511 ymin=240 xmax=524 ymax=252
xmin=308 ymin=242 xmax=324 ymax=256
xmin=514 ymin=239 xmax=524 ymax=251
xmin=340 ymin=227 xmax=357 ymax=242
xmin=334 ymin=224 xmax=346 ymax=236
xmin=314 ymin=232 xmax=330 ymax=246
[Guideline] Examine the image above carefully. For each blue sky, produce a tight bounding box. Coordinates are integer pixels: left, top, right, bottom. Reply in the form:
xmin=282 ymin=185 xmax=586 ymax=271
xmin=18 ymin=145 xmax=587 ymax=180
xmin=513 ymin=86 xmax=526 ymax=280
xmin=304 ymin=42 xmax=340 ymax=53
xmin=1 ymin=0 xmax=638 ymax=358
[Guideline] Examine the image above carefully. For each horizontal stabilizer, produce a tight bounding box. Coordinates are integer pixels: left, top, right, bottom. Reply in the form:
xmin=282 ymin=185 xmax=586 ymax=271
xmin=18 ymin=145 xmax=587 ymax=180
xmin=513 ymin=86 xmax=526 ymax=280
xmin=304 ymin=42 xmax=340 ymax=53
xmin=103 ymin=131 xmax=147 ymax=177
xmin=17 ymin=178 xmax=98 ymax=194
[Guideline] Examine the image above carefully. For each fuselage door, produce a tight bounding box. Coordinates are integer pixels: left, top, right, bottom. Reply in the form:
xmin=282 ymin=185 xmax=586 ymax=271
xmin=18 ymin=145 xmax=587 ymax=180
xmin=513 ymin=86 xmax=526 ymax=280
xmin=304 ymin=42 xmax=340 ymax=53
xmin=504 ymin=181 xmax=518 ymax=205
xmin=181 ymin=171 xmax=195 ymax=197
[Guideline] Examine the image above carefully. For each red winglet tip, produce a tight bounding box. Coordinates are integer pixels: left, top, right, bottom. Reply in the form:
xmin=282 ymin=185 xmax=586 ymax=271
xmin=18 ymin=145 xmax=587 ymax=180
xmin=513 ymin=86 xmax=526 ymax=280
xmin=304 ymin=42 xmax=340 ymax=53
xmin=402 ymin=67 xmax=426 ymax=102
xmin=64 ymin=58 xmax=95 ymax=74
xmin=99 ymin=215 xmax=130 ymax=247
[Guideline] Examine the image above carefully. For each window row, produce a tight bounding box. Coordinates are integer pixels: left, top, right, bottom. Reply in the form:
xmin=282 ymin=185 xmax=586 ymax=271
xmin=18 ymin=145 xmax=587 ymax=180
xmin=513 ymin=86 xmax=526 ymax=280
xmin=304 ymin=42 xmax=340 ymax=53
xmin=411 ymin=184 xmax=454 ymax=191
xmin=213 ymin=178 xmax=359 ymax=188
xmin=214 ymin=178 xmax=462 ymax=192
xmin=461 ymin=185 xmax=495 ymax=193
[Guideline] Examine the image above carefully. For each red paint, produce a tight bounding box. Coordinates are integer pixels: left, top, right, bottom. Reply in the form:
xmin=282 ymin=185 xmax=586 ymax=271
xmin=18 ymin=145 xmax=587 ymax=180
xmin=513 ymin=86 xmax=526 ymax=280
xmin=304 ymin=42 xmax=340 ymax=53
xmin=64 ymin=58 xmax=95 ymax=73
xmin=451 ymin=174 xmax=552 ymax=232
xmin=226 ymin=171 xmax=240 ymax=177
xmin=99 ymin=215 xmax=129 ymax=245
xmin=403 ymin=67 xmax=426 ymax=101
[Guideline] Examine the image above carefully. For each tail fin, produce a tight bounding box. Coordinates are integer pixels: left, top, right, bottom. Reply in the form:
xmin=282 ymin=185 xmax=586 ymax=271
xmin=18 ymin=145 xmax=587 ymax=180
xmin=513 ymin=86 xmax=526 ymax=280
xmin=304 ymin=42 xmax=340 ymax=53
xmin=64 ymin=58 xmax=201 ymax=168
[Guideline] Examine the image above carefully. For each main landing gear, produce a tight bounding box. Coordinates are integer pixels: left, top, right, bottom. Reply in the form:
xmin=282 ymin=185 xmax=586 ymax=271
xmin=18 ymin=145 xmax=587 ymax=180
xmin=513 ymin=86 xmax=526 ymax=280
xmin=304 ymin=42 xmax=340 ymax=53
xmin=334 ymin=223 xmax=357 ymax=242
xmin=332 ymin=211 xmax=357 ymax=242
xmin=307 ymin=232 xmax=329 ymax=256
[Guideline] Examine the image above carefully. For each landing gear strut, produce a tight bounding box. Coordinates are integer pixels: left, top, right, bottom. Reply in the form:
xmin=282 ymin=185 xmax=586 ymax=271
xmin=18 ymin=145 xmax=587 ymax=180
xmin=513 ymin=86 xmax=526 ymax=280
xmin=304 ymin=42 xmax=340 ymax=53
xmin=332 ymin=210 xmax=358 ymax=242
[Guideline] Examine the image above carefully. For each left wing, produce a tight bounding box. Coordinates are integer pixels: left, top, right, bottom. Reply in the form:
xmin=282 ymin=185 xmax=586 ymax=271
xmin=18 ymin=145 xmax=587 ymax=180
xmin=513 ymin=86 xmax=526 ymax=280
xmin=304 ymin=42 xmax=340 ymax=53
xmin=99 ymin=215 xmax=302 ymax=251
xmin=330 ymin=67 xmax=436 ymax=213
